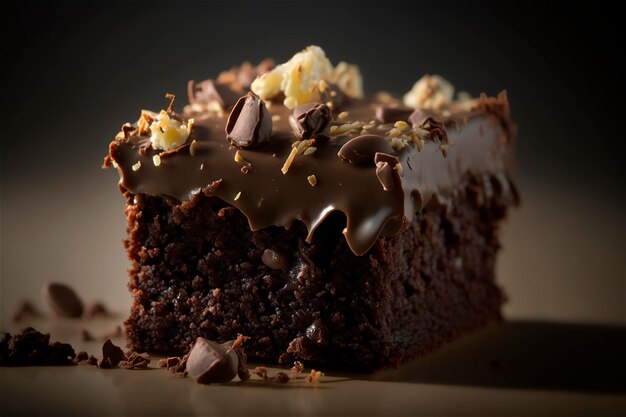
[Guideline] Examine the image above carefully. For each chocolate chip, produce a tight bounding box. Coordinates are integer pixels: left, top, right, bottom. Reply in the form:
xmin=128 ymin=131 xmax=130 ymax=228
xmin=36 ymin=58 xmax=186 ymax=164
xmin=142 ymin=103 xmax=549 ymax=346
xmin=98 ymin=338 xmax=125 ymax=369
xmin=82 ymin=302 xmax=110 ymax=319
xmin=11 ymin=301 xmax=41 ymax=322
xmin=262 ymin=248 xmax=289 ymax=270
xmin=374 ymin=105 xmax=414 ymax=124
xmin=288 ymin=102 xmax=331 ymax=141
xmin=374 ymin=152 xmax=401 ymax=192
xmin=44 ymin=283 xmax=84 ymax=318
xmin=187 ymin=79 xmax=241 ymax=110
xmin=185 ymin=337 xmax=239 ymax=384
xmin=337 ymin=134 xmax=394 ymax=166
xmin=409 ymin=109 xmax=448 ymax=143
xmin=225 ymin=93 xmax=272 ymax=148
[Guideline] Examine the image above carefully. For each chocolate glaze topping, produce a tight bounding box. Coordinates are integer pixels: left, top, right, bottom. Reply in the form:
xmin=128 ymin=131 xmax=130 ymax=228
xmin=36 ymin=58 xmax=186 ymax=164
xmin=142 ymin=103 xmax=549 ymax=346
xmin=108 ymin=88 xmax=514 ymax=256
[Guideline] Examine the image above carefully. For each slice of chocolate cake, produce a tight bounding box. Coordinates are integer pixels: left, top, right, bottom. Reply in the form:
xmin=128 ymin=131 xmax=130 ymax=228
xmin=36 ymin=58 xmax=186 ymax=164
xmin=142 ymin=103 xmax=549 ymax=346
xmin=104 ymin=46 xmax=518 ymax=370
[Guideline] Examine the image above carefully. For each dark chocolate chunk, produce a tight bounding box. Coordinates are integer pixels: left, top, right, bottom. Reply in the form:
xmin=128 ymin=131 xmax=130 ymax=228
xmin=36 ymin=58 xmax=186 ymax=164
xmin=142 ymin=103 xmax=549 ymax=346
xmin=337 ymin=134 xmax=394 ymax=166
xmin=225 ymin=93 xmax=272 ymax=148
xmin=11 ymin=301 xmax=41 ymax=322
xmin=44 ymin=283 xmax=84 ymax=318
xmin=98 ymin=339 xmax=125 ymax=369
xmin=0 ymin=327 xmax=75 ymax=366
xmin=272 ymin=371 xmax=290 ymax=384
xmin=288 ymin=102 xmax=331 ymax=141
xmin=185 ymin=337 xmax=239 ymax=384
xmin=375 ymin=105 xmax=414 ymax=124
xmin=374 ymin=152 xmax=401 ymax=192
xmin=261 ymin=249 xmax=289 ymax=270
xmin=187 ymin=79 xmax=241 ymax=110
xmin=83 ymin=302 xmax=110 ymax=319
xmin=409 ymin=109 xmax=448 ymax=143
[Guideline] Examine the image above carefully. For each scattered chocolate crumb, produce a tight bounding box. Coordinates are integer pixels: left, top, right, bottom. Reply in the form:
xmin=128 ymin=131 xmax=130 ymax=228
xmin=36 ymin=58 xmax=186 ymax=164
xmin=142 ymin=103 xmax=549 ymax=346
xmin=162 ymin=354 xmax=189 ymax=376
xmin=43 ymin=283 xmax=84 ymax=318
xmin=253 ymin=366 xmax=269 ymax=380
xmin=97 ymin=339 xmax=125 ymax=369
xmin=119 ymin=352 xmax=150 ymax=369
xmin=291 ymin=361 xmax=304 ymax=374
xmin=0 ymin=327 xmax=75 ymax=366
xmin=158 ymin=358 xmax=168 ymax=368
xmin=272 ymin=371 xmax=290 ymax=384
xmin=75 ymin=351 xmax=89 ymax=362
xmin=79 ymin=329 xmax=94 ymax=342
xmin=11 ymin=301 xmax=41 ymax=322
xmin=82 ymin=302 xmax=110 ymax=319
xmin=305 ymin=369 xmax=323 ymax=386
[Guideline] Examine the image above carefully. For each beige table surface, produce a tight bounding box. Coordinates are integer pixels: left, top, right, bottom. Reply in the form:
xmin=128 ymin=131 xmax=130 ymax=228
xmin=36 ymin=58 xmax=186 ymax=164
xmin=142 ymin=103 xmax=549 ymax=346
xmin=1 ymin=170 xmax=625 ymax=416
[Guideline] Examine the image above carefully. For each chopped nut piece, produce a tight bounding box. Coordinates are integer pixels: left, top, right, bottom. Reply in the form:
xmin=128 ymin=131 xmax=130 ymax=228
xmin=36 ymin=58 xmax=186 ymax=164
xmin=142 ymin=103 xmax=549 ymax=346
xmin=149 ymin=111 xmax=192 ymax=151
xmin=307 ymin=175 xmax=318 ymax=187
xmin=303 ymin=146 xmax=317 ymax=156
xmin=337 ymin=111 xmax=349 ymax=120
xmin=281 ymin=147 xmax=298 ymax=174
xmin=234 ymin=192 xmax=242 ymax=201
xmin=132 ymin=161 xmax=141 ymax=171
xmin=330 ymin=61 xmax=364 ymax=98
xmin=403 ymin=74 xmax=454 ymax=110
xmin=305 ymin=369 xmax=323 ymax=386
xmin=330 ymin=121 xmax=364 ymax=137
xmin=152 ymin=154 xmax=161 ymax=166
xmin=394 ymin=120 xmax=409 ymax=130
xmin=189 ymin=140 xmax=198 ymax=156
xmin=271 ymin=115 xmax=281 ymax=122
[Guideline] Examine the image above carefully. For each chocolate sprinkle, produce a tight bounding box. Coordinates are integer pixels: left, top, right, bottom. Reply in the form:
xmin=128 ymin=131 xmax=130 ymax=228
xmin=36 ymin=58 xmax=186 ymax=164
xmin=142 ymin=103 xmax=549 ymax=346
xmin=288 ymin=102 xmax=331 ymax=141
xmin=337 ymin=134 xmax=394 ymax=166
xmin=43 ymin=283 xmax=84 ymax=318
xmin=225 ymin=93 xmax=272 ymax=148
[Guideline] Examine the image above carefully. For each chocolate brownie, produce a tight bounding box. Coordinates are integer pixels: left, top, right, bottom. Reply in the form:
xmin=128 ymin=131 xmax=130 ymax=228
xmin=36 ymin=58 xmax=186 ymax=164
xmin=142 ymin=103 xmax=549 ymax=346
xmin=104 ymin=46 xmax=517 ymax=370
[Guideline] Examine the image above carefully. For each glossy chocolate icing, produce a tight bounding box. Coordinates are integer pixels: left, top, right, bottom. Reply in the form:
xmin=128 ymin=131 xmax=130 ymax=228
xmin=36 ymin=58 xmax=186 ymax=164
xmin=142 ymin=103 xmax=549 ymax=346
xmin=107 ymin=95 xmax=514 ymax=256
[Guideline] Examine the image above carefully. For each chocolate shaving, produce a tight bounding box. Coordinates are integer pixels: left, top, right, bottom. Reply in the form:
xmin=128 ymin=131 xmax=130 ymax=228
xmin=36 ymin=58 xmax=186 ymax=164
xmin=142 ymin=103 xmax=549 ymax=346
xmin=225 ymin=93 xmax=272 ymax=148
xmin=409 ymin=109 xmax=448 ymax=143
xmin=188 ymin=79 xmax=241 ymax=110
xmin=119 ymin=352 xmax=150 ymax=369
xmin=374 ymin=152 xmax=401 ymax=192
xmin=165 ymin=93 xmax=176 ymax=113
xmin=375 ymin=105 xmax=414 ymax=124
xmin=337 ymin=134 xmax=394 ymax=166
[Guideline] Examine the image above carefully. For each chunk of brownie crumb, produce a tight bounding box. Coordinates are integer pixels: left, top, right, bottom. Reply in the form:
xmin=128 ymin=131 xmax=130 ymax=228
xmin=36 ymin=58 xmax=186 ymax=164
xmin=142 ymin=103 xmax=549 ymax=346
xmin=0 ymin=327 xmax=75 ymax=366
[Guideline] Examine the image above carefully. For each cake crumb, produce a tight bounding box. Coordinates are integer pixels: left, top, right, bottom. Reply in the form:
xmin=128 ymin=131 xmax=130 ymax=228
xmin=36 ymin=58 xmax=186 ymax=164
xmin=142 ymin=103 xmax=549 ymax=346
xmin=291 ymin=361 xmax=304 ymax=374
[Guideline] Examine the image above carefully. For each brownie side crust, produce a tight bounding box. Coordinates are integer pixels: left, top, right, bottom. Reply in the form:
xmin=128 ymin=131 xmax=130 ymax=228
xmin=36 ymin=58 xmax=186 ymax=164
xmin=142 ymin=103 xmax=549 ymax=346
xmin=123 ymin=174 xmax=513 ymax=370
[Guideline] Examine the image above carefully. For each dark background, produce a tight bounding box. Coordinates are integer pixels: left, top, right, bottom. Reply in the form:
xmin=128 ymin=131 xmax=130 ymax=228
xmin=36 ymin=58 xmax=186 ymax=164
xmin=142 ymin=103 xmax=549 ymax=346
xmin=1 ymin=1 xmax=623 ymax=197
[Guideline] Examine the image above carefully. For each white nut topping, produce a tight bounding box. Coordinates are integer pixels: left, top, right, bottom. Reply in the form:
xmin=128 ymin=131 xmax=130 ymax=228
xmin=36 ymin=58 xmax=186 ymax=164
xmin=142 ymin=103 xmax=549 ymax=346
xmin=330 ymin=62 xmax=363 ymax=98
xmin=403 ymin=75 xmax=454 ymax=110
xmin=250 ymin=46 xmax=363 ymax=108
xmin=149 ymin=110 xmax=192 ymax=151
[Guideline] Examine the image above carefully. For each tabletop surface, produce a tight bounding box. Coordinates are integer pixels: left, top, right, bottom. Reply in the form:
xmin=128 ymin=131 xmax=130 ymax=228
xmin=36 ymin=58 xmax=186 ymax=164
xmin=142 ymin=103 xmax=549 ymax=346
xmin=1 ymin=172 xmax=625 ymax=416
